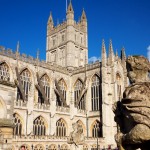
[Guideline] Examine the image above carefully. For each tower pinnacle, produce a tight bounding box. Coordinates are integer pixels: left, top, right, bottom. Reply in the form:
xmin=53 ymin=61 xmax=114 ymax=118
xmin=101 ymin=39 xmax=107 ymax=66
xmin=108 ymin=39 xmax=114 ymax=64
xmin=67 ymin=0 xmax=74 ymax=14
xmin=47 ymin=12 xmax=54 ymax=27
xmin=81 ymin=8 xmax=87 ymax=21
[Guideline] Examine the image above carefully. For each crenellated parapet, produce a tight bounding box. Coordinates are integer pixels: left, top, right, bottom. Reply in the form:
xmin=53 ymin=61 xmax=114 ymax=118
xmin=0 ymin=46 xmax=69 ymax=75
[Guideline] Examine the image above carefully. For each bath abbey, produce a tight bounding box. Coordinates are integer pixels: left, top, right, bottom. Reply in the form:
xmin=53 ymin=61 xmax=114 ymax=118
xmin=0 ymin=1 xmax=128 ymax=150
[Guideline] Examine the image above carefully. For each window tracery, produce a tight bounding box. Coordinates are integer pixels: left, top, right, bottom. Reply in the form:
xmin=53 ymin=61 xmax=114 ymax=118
xmin=91 ymin=75 xmax=100 ymax=111
xmin=56 ymin=119 xmax=66 ymax=137
xmin=74 ymin=79 xmax=85 ymax=110
xmin=92 ymin=120 xmax=101 ymax=138
xmin=17 ymin=69 xmax=31 ymax=100
xmin=33 ymin=116 xmax=46 ymax=136
xmin=0 ymin=62 xmax=10 ymax=81
xmin=38 ymin=74 xmax=50 ymax=104
xmin=13 ymin=113 xmax=22 ymax=136
xmin=56 ymin=79 xmax=67 ymax=107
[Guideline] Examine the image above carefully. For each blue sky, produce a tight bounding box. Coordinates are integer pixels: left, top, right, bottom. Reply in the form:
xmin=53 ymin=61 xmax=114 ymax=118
xmin=0 ymin=0 xmax=150 ymax=61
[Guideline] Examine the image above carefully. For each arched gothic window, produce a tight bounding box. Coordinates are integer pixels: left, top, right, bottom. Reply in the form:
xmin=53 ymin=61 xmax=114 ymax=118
xmin=56 ymin=119 xmax=66 ymax=137
xmin=33 ymin=116 xmax=46 ymax=136
xmin=0 ymin=62 xmax=10 ymax=81
xmin=17 ymin=69 xmax=31 ymax=100
xmin=38 ymin=74 xmax=50 ymax=104
xmin=91 ymin=75 xmax=100 ymax=111
xmin=74 ymin=79 xmax=85 ymax=110
xmin=56 ymin=79 xmax=67 ymax=107
xmin=116 ymin=73 xmax=122 ymax=100
xmin=92 ymin=120 xmax=101 ymax=138
xmin=48 ymin=144 xmax=57 ymax=150
xmin=34 ymin=144 xmax=44 ymax=150
xmin=60 ymin=144 xmax=69 ymax=150
xmin=13 ymin=113 xmax=22 ymax=136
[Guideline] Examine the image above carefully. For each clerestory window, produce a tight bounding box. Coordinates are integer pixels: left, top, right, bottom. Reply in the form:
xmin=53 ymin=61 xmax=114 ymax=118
xmin=38 ymin=74 xmax=50 ymax=104
xmin=91 ymin=75 xmax=100 ymax=111
xmin=0 ymin=62 xmax=10 ymax=81
xmin=74 ymin=79 xmax=85 ymax=110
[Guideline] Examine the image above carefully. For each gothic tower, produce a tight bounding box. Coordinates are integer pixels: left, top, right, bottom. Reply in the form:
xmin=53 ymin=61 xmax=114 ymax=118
xmin=46 ymin=1 xmax=88 ymax=70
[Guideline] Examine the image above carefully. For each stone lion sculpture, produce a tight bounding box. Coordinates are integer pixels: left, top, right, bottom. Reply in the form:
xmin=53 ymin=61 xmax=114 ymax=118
xmin=113 ymin=56 xmax=150 ymax=150
xmin=67 ymin=122 xmax=85 ymax=146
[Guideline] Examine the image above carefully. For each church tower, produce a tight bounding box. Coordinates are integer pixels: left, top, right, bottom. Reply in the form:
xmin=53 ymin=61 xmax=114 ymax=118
xmin=46 ymin=1 xmax=88 ymax=70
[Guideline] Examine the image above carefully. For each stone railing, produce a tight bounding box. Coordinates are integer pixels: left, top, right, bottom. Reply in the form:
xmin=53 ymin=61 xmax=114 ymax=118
xmin=77 ymin=109 xmax=86 ymax=115
xmin=56 ymin=106 xmax=70 ymax=113
xmin=34 ymin=103 xmax=50 ymax=110
xmin=14 ymin=99 xmax=27 ymax=107
xmin=13 ymin=135 xmax=68 ymax=141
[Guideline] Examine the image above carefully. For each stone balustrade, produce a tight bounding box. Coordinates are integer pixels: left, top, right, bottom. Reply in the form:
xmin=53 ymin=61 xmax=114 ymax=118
xmin=56 ymin=106 xmax=70 ymax=113
xmin=34 ymin=103 xmax=50 ymax=110
xmin=14 ymin=99 xmax=27 ymax=107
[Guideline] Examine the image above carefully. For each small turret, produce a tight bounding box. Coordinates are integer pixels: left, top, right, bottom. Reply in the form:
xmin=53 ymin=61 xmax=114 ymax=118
xmin=67 ymin=0 xmax=74 ymax=24
xmin=47 ymin=12 xmax=54 ymax=30
xmin=81 ymin=9 xmax=87 ymax=29
xmin=108 ymin=39 xmax=114 ymax=64
xmin=101 ymin=39 xmax=107 ymax=66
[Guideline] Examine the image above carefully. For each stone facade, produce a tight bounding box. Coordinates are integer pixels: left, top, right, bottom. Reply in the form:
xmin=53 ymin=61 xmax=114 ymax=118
xmin=0 ymin=1 xmax=128 ymax=150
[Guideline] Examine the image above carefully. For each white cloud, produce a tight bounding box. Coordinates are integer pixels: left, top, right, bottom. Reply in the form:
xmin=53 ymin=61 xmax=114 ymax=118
xmin=147 ymin=45 xmax=150 ymax=61
xmin=88 ymin=56 xmax=100 ymax=63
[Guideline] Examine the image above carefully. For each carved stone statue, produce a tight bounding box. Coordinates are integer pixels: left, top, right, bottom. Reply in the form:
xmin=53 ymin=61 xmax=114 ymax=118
xmin=67 ymin=122 xmax=85 ymax=147
xmin=113 ymin=56 xmax=150 ymax=150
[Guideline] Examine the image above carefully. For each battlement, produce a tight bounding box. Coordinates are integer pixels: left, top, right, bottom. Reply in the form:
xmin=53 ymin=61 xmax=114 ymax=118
xmin=0 ymin=46 xmax=69 ymax=75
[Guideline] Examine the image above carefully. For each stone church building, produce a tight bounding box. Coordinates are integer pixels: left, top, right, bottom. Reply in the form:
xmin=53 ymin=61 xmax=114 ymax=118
xmin=0 ymin=1 xmax=128 ymax=150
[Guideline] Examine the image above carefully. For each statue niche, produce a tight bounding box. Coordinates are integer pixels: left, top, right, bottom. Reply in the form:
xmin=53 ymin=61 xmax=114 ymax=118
xmin=113 ymin=56 xmax=150 ymax=150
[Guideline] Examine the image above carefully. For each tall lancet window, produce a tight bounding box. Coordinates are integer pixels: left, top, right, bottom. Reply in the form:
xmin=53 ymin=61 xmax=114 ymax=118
xmin=91 ymin=75 xmax=100 ymax=111
xmin=116 ymin=73 xmax=122 ymax=100
xmin=33 ymin=116 xmax=46 ymax=136
xmin=0 ymin=62 xmax=10 ymax=81
xmin=13 ymin=113 xmax=22 ymax=137
xmin=74 ymin=79 xmax=85 ymax=110
xmin=38 ymin=74 xmax=50 ymax=104
xmin=56 ymin=79 xmax=67 ymax=107
xmin=56 ymin=119 xmax=66 ymax=137
xmin=92 ymin=120 xmax=101 ymax=138
xmin=17 ymin=69 xmax=31 ymax=100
